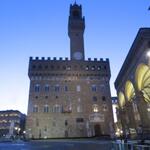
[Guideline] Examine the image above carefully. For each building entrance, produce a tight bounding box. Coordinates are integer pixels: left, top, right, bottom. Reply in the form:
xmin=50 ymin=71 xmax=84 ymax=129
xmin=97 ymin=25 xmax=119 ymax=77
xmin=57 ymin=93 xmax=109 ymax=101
xmin=94 ymin=124 xmax=101 ymax=136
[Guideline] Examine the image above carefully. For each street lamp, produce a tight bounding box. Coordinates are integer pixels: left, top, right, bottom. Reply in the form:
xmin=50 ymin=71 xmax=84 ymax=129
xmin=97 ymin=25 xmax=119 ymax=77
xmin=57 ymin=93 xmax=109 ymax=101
xmin=23 ymin=131 xmax=26 ymax=134
xmin=115 ymin=128 xmax=123 ymax=137
xmin=146 ymin=50 xmax=150 ymax=66
xmin=15 ymin=127 xmax=18 ymax=130
xmin=147 ymin=50 xmax=150 ymax=57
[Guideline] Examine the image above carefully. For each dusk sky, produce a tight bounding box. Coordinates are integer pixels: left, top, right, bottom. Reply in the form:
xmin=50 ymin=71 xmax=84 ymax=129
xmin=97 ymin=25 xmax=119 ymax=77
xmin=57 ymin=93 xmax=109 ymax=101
xmin=0 ymin=0 xmax=150 ymax=114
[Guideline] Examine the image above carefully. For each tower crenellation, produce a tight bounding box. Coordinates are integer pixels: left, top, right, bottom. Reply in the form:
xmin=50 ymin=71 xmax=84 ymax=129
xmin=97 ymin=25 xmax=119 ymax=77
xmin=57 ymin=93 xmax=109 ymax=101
xmin=29 ymin=56 xmax=109 ymax=62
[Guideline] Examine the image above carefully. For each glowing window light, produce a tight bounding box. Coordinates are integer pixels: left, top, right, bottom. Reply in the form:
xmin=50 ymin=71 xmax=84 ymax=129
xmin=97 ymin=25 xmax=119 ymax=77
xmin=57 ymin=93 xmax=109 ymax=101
xmin=93 ymin=104 xmax=99 ymax=113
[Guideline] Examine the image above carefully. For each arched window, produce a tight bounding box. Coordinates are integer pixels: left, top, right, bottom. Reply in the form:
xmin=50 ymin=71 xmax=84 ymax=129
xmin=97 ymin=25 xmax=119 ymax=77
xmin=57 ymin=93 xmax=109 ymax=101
xmin=92 ymin=96 xmax=97 ymax=102
xmin=91 ymin=66 xmax=95 ymax=70
xmin=53 ymin=105 xmax=61 ymax=113
xmin=91 ymin=85 xmax=97 ymax=92
xmin=44 ymin=105 xmax=49 ymax=113
xmin=85 ymin=66 xmax=89 ymax=70
xmin=102 ymin=96 xmax=106 ymax=101
xmin=33 ymin=105 xmax=38 ymax=113
xmin=64 ymin=86 xmax=68 ymax=92
xmin=55 ymin=85 xmax=60 ymax=92
xmin=102 ymin=104 xmax=108 ymax=111
xmin=45 ymin=84 xmax=50 ymax=92
xmin=92 ymin=104 xmax=99 ymax=113
xmin=34 ymin=84 xmax=40 ymax=92
xmin=98 ymin=66 xmax=101 ymax=70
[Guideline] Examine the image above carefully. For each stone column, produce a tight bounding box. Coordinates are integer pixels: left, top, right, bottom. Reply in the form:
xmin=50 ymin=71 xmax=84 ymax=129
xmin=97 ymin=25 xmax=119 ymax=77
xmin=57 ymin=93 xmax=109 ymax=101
xmin=136 ymin=91 xmax=150 ymax=129
xmin=126 ymin=102 xmax=136 ymax=129
xmin=119 ymin=108 xmax=127 ymax=134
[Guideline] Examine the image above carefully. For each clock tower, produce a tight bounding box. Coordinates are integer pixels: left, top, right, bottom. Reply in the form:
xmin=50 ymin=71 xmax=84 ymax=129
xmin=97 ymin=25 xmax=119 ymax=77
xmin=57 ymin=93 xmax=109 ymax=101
xmin=27 ymin=2 xmax=113 ymax=139
xmin=68 ymin=3 xmax=85 ymax=60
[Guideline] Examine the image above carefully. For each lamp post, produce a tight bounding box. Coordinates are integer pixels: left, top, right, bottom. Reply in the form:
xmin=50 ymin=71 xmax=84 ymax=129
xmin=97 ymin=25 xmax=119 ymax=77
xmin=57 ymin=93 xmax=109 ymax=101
xmin=147 ymin=51 xmax=150 ymax=57
xmin=147 ymin=47 xmax=150 ymax=66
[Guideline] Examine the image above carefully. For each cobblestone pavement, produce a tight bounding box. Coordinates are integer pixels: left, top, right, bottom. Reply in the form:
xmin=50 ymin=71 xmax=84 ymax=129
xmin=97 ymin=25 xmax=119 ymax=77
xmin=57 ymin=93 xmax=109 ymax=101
xmin=0 ymin=139 xmax=112 ymax=150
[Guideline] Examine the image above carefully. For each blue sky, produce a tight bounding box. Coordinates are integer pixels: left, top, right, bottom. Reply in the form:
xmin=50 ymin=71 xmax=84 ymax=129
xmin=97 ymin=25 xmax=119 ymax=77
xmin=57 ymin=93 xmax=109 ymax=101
xmin=0 ymin=0 xmax=149 ymax=114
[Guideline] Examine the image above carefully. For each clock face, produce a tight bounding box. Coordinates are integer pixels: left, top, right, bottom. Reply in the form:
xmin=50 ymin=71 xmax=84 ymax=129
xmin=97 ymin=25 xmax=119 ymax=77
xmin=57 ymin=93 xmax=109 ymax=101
xmin=73 ymin=52 xmax=83 ymax=60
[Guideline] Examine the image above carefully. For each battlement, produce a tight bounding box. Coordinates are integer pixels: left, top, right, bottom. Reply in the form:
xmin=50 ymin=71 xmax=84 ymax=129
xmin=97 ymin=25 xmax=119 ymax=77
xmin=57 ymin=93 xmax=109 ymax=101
xmin=28 ymin=56 xmax=111 ymax=79
xmin=30 ymin=57 xmax=70 ymax=61
xmin=29 ymin=57 xmax=109 ymax=62
xmin=87 ymin=58 xmax=109 ymax=62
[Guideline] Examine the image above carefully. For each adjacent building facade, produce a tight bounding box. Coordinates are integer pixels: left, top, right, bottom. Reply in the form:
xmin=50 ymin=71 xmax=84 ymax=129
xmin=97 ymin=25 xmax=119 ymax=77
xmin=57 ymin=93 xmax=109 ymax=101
xmin=0 ymin=110 xmax=26 ymax=137
xmin=26 ymin=3 xmax=113 ymax=139
xmin=115 ymin=28 xmax=150 ymax=138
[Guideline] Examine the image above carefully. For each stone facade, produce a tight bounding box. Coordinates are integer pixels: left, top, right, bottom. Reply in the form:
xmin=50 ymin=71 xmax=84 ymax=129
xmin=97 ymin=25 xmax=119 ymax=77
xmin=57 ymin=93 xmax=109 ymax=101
xmin=26 ymin=3 xmax=113 ymax=139
xmin=115 ymin=28 xmax=150 ymax=138
xmin=0 ymin=110 xmax=26 ymax=137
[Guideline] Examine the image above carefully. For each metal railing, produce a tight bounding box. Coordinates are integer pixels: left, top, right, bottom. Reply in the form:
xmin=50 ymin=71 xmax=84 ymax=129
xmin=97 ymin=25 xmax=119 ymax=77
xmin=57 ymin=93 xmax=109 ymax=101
xmin=111 ymin=141 xmax=150 ymax=150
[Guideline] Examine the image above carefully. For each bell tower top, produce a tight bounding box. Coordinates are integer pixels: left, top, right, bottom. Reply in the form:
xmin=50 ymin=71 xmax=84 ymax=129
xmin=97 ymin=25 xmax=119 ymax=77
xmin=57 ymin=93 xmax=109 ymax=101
xmin=69 ymin=3 xmax=82 ymax=20
xmin=68 ymin=3 xmax=85 ymax=60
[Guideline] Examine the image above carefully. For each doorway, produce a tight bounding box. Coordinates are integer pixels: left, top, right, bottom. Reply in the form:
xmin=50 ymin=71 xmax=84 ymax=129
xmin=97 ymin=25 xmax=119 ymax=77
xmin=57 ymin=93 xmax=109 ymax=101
xmin=94 ymin=124 xmax=101 ymax=136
